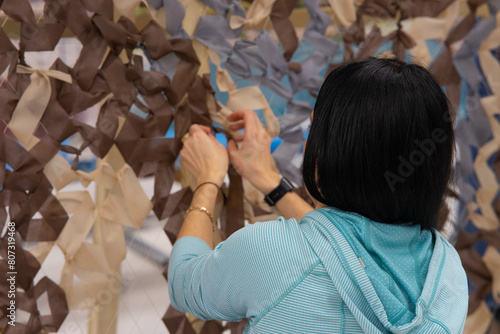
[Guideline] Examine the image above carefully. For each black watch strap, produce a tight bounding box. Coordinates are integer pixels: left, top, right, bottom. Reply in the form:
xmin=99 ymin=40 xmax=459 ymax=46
xmin=264 ymin=177 xmax=295 ymax=206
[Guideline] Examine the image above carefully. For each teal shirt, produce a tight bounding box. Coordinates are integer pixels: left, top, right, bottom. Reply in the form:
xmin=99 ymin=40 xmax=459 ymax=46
xmin=168 ymin=207 xmax=468 ymax=333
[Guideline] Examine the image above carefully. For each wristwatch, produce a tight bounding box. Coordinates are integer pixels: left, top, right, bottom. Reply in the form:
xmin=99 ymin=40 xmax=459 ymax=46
xmin=264 ymin=177 xmax=295 ymax=206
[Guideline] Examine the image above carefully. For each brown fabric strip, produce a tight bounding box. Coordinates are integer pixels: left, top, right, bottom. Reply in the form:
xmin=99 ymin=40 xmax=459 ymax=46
xmin=270 ymin=0 xmax=299 ymax=62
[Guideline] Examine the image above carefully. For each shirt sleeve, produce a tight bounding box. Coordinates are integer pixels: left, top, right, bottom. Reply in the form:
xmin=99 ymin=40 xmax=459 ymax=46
xmin=167 ymin=227 xmax=253 ymax=321
xmin=167 ymin=218 xmax=317 ymax=322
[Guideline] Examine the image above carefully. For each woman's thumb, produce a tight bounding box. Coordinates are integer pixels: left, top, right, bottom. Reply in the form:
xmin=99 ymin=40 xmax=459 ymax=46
xmin=227 ymin=139 xmax=238 ymax=155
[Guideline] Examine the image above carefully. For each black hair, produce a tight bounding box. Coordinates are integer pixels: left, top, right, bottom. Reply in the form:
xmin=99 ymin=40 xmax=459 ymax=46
xmin=303 ymin=57 xmax=454 ymax=230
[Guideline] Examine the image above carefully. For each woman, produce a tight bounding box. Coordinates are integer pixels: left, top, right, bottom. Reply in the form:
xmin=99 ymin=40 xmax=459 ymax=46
xmin=168 ymin=57 xmax=468 ymax=333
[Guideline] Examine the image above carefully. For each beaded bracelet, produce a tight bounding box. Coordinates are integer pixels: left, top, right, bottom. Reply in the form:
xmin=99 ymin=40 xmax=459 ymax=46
xmin=184 ymin=206 xmax=215 ymax=231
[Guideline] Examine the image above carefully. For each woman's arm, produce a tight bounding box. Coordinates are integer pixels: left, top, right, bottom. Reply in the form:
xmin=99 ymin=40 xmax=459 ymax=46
xmin=176 ymin=183 xmax=218 ymax=248
xmin=253 ymin=173 xmax=315 ymax=221
xmin=227 ymin=110 xmax=314 ymax=220
xmin=169 ymin=217 xmax=316 ymax=321
xmin=177 ymin=124 xmax=228 ymax=249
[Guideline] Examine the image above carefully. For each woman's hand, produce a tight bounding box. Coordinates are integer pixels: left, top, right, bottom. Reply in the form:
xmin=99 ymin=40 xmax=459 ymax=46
xmin=227 ymin=110 xmax=281 ymax=194
xmin=180 ymin=124 xmax=228 ymax=186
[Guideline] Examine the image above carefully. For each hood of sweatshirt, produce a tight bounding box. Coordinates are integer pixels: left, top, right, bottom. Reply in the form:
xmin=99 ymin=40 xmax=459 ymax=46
xmin=299 ymin=207 xmax=468 ymax=334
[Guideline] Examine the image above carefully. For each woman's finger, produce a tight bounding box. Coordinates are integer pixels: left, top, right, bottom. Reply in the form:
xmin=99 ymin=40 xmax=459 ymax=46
xmin=248 ymin=111 xmax=264 ymax=131
xmin=232 ymin=132 xmax=244 ymax=142
xmin=231 ymin=110 xmax=260 ymax=139
xmin=227 ymin=139 xmax=238 ymax=156
xmin=229 ymin=120 xmax=245 ymax=131
xmin=227 ymin=109 xmax=250 ymax=122
xmin=228 ymin=110 xmax=261 ymax=128
xmin=188 ymin=124 xmax=199 ymax=136
xmin=228 ymin=110 xmax=260 ymax=132
xmin=189 ymin=124 xmax=211 ymax=136
xmin=197 ymin=124 xmax=212 ymax=135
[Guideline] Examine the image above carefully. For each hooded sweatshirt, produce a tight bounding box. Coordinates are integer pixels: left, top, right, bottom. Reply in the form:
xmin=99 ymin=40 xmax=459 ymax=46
xmin=168 ymin=207 xmax=468 ymax=333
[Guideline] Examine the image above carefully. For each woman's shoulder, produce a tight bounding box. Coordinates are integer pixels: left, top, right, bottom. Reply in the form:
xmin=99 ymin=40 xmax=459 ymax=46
xmin=227 ymin=216 xmax=317 ymax=260
xmin=235 ymin=216 xmax=300 ymax=242
xmin=246 ymin=216 xmax=300 ymax=233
